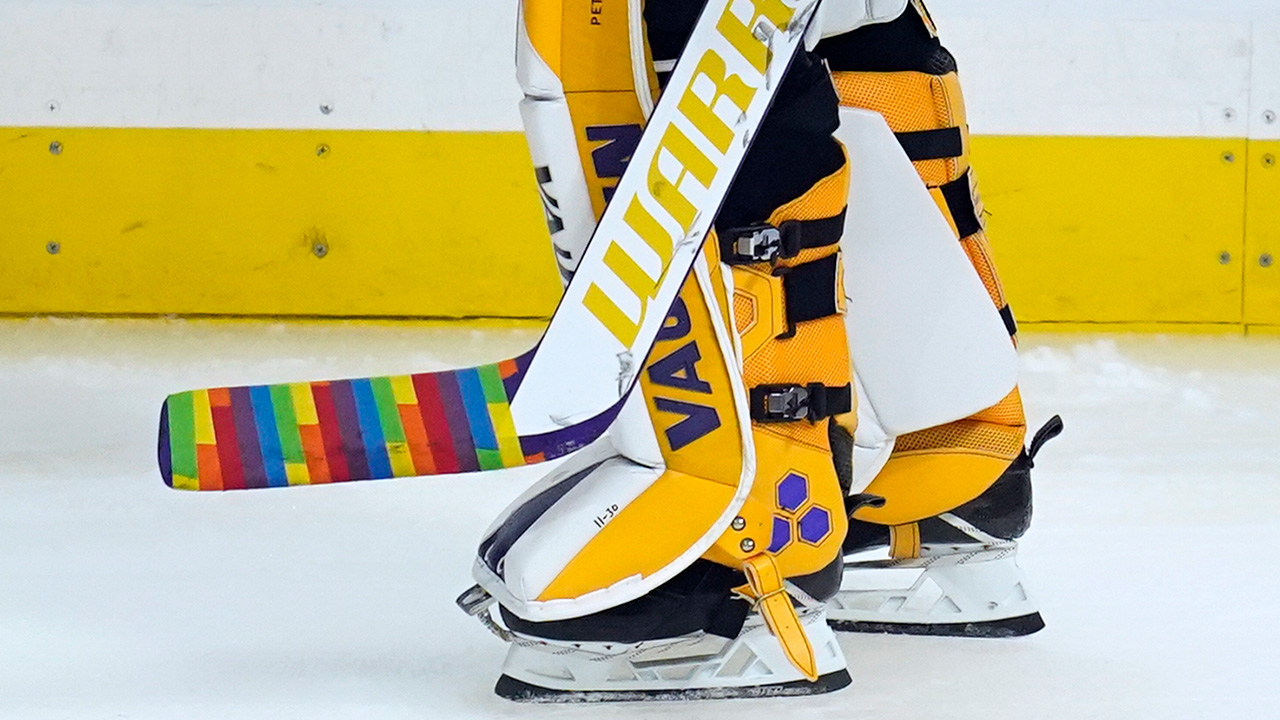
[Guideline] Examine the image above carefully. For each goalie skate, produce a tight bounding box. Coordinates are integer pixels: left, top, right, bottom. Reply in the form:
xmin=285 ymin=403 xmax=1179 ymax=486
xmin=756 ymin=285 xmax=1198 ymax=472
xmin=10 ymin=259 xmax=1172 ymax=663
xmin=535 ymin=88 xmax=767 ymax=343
xmin=827 ymin=524 xmax=1043 ymax=638
xmin=828 ymin=416 xmax=1062 ymax=637
xmin=494 ymin=607 xmax=851 ymax=703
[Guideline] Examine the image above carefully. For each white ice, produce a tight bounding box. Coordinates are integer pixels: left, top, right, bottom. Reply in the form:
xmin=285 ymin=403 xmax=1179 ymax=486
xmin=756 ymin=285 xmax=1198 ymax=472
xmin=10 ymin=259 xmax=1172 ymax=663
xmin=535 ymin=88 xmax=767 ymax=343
xmin=1 ymin=319 xmax=1278 ymax=719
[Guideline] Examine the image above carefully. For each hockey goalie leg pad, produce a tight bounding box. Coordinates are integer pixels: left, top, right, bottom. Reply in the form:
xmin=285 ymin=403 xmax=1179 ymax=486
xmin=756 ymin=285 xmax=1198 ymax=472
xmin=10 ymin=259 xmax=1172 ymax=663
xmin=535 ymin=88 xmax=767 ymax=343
xmin=476 ymin=18 xmax=858 ymax=699
xmin=517 ymin=0 xmax=655 ymax=283
xmin=819 ymin=1 xmax=1030 ymax=524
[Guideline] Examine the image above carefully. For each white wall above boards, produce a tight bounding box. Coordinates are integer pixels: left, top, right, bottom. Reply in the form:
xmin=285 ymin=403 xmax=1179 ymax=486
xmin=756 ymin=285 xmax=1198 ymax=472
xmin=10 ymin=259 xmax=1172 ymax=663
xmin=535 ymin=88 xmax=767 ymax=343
xmin=0 ymin=0 xmax=525 ymax=131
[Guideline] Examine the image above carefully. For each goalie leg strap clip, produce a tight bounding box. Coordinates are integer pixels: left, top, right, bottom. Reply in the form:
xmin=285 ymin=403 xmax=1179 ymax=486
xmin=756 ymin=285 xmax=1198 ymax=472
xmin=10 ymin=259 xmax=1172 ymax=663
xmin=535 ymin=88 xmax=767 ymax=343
xmin=750 ymin=382 xmax=853 ymax=423
xmin=720 ymin=209 xmax=846 ymax=265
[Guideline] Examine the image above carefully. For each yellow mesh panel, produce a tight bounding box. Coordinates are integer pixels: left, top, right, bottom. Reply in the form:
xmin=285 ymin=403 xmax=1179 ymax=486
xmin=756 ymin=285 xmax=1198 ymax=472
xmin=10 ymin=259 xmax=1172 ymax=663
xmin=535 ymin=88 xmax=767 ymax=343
xmin=744 ymin=314 xmax=851 ymax=451
xmin=960 ymin=232 xmax=1008 ymax=309
xmin=971 ymin=387 xmax=1026 ymax=427
xmin=832 ymin=71 xmax=950 ymax=132
xmin=831 ymin=70 xmax=964 ymax=186
xmin=894 ymin=419 xmax=1025 ymax=461
xmin=733 ymin=291 xmax=757 ymax=335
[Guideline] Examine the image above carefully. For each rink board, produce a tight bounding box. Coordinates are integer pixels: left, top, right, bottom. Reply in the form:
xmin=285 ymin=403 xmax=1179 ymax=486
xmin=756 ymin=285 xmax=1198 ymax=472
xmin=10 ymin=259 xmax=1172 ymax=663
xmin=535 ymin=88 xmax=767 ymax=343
xmin=0 ymin=128 xmax=562 ymax=319
xmin=1 ymin=2 xmax=1278 ymax=328
xmin=0 ymin=128 xmax=1270 ymax=327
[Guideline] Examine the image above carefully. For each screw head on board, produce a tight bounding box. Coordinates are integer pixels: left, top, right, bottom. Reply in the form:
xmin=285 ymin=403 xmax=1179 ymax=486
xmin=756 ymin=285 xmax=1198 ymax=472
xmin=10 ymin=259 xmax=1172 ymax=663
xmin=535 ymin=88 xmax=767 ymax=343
xmin=312 ymin=242 xmax=329 ymax=258
xmin=1263 ymin=154 xmax=1276 ymax=169
xmin=1219 ymin=251 xmax=1232 ymax=265
xmin=740 ymin=538 xmax=756 ymax=553
xmin=49 ymin=141 xmax=62 ymax=155
xmin=1265 ymin=110 xmax=1277 ymax=125
xmin=46 ymin=241 xmax=61 ymax=255
xmin=1222 ymin=151 xmax=1236 ymax=164
xmin=1261 ymin=254 xmax=1274 ymax=269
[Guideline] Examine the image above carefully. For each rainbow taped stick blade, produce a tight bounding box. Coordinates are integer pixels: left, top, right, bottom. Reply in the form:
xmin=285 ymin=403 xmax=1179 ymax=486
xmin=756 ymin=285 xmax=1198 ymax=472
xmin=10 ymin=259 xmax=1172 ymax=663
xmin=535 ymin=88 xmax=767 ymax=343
xmin=158 ymin=350 xmax=617 ymax=490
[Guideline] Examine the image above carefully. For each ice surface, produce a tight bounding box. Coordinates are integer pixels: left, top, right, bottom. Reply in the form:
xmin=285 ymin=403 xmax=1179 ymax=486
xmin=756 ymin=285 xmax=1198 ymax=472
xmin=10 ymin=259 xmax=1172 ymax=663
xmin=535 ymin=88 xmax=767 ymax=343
xmin=1 ymin=319 xmax=1278 ymax=719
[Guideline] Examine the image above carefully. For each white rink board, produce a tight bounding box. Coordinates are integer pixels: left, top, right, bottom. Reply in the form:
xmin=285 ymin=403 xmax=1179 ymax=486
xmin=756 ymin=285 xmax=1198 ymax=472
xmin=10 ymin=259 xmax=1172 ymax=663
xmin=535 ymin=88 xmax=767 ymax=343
xmin=1 ymin=0 xmax=1279 ymax=137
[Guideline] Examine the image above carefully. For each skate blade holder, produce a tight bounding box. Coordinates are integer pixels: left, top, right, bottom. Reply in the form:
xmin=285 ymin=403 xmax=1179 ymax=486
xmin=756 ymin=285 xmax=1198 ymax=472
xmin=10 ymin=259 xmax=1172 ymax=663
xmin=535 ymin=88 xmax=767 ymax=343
xmin=456 ymin=584 xmax=514 ymax=643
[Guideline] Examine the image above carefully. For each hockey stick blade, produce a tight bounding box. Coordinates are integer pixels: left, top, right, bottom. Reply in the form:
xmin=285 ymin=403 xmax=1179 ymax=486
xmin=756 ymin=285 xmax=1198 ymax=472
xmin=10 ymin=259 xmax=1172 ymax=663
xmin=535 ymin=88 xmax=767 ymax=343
xmin=159 ymin=0 xmax=822 ymax=490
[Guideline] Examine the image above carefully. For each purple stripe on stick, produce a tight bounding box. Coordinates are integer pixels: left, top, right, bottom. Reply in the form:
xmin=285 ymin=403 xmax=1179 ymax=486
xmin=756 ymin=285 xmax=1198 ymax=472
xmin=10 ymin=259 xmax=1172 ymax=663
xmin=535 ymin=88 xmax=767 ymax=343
xmin=328 ymin=380 xmax=371 ymax=481
xmin=229 ymin=386 xmax=269 ymax=489
xmin=519 ymin=399 xmax=624 ymax=461
xmin=435 ymin=372 xmax=479 ymax=473
xmin=503 ymin=346 xmax=538 ymax=399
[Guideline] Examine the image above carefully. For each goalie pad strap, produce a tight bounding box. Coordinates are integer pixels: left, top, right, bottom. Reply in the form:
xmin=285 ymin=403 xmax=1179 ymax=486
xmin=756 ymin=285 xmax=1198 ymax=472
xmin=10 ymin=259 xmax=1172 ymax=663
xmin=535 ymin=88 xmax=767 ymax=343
xmin=718 ymin=210 xmax=846 ymax=265
xmin=780 ymin=253 xmax=842 ymax=330
xmin=940 ymin=169 xmax=983 ymax=239
xmin=1000 ymin=305 xmax=1018 ymax=337
xmin=894 ymin=126 xmax=963 ymax=162
xmin=750 ymin=383 xmax=852 ymax=423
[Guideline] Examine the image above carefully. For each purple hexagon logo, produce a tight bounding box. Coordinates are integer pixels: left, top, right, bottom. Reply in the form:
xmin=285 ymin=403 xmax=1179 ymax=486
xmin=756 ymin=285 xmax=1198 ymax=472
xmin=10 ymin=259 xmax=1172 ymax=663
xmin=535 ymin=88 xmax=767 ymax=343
xmin=768 ymin=515 xmax=792 ymax=553
xmin=776 ymin=472 xmax=809 ymax=513
xmin=797 ymin=506 xmax=832 ymax=545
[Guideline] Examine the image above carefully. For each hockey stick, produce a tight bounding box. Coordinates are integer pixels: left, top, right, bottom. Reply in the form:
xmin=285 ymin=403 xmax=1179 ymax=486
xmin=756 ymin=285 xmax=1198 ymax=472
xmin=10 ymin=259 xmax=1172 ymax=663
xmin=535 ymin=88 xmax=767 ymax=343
xmin=159 ymin=0 xmax=822 ymax=490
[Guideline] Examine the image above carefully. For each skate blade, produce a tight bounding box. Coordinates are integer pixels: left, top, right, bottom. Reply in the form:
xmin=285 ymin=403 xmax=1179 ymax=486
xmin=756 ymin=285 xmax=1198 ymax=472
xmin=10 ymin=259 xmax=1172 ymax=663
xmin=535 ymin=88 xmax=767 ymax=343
xmin=494 ymin=669 xmax=852 ymax=703
xmin=829 ymin=611 xmax=1045 ymax=638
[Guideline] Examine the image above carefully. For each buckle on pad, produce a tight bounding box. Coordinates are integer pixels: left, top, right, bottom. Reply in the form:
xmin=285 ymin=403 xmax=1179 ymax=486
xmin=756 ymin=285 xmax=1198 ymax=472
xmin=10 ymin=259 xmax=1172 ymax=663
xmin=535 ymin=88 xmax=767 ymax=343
xmin=753 ymin=383 xmax=815 ymax=422
xmin=731 ymin=225 xmax=784 ymax=263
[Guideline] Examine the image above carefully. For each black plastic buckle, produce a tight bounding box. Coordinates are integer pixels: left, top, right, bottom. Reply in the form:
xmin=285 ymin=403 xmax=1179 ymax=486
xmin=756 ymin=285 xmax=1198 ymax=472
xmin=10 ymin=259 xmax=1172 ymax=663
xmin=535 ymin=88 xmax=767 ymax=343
xmin=723 ymin=221 xmax=801 ymax=265
xmin=751 ymin=383 xmax=817 ymax=423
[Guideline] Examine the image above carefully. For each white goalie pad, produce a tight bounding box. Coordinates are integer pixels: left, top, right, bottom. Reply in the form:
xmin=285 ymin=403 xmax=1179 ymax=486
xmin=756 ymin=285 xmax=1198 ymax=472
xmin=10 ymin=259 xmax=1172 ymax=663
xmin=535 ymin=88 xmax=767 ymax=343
xmin=837 ymin=108 xmax=1019 ymax=439
xmin=519 ymin=97 xmax=597 ymax=282
xmin=473 ymin=439 xmax=747 ymax=622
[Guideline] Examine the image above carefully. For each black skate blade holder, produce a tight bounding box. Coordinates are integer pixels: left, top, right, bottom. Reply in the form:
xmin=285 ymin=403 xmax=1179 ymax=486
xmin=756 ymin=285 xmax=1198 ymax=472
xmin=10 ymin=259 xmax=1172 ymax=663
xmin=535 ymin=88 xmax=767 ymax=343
xmin=456 ymin=584 xmax=513 ymax=643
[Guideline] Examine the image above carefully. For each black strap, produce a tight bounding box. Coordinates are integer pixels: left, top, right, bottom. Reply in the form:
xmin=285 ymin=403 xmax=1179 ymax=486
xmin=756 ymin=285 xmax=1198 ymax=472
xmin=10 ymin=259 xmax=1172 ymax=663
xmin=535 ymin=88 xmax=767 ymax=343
xmin=895 ymin=127 xmax=963 ymax=162
xmin=939 ymin=170 xmax=983 ymax=239
xmin=1027 ymin=415 xmax=1065 ymax=464
xmin=720 ymin=210 xmax=846 ymax=265
xmin=779 ymin=253 xmax=840 ymax=333
xmin=999 ymin=304 xmax=1018 ymax=337
xmin=750 ymin=383 xmax=853 ymax=423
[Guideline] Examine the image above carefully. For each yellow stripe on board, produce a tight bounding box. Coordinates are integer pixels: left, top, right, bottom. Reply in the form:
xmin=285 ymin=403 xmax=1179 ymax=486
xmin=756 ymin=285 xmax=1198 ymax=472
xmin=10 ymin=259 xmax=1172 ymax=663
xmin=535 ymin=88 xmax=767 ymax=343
xmin=1 ymin=128 xmax=1278 ymax=330
xmin=0 ymin=127 xmax=561 ymax=318
xmin=970 ymin=135 xmax=1249 ymax=326
xmin=1244 ymin=140 xmax=1280 ymax=326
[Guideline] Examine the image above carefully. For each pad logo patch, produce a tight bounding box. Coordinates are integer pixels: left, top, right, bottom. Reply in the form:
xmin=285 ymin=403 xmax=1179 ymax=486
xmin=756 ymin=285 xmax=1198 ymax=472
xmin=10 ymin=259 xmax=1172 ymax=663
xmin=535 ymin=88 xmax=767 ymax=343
xmin=586 ymin=124 xmax=642 ymax=204
xmin=647 ymin=298 xmax=721 ymax=452
xmin=768 ymin=471 xmax=832 ymax=553
xmin=534 ymin=166 xmax=565 ymax=235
